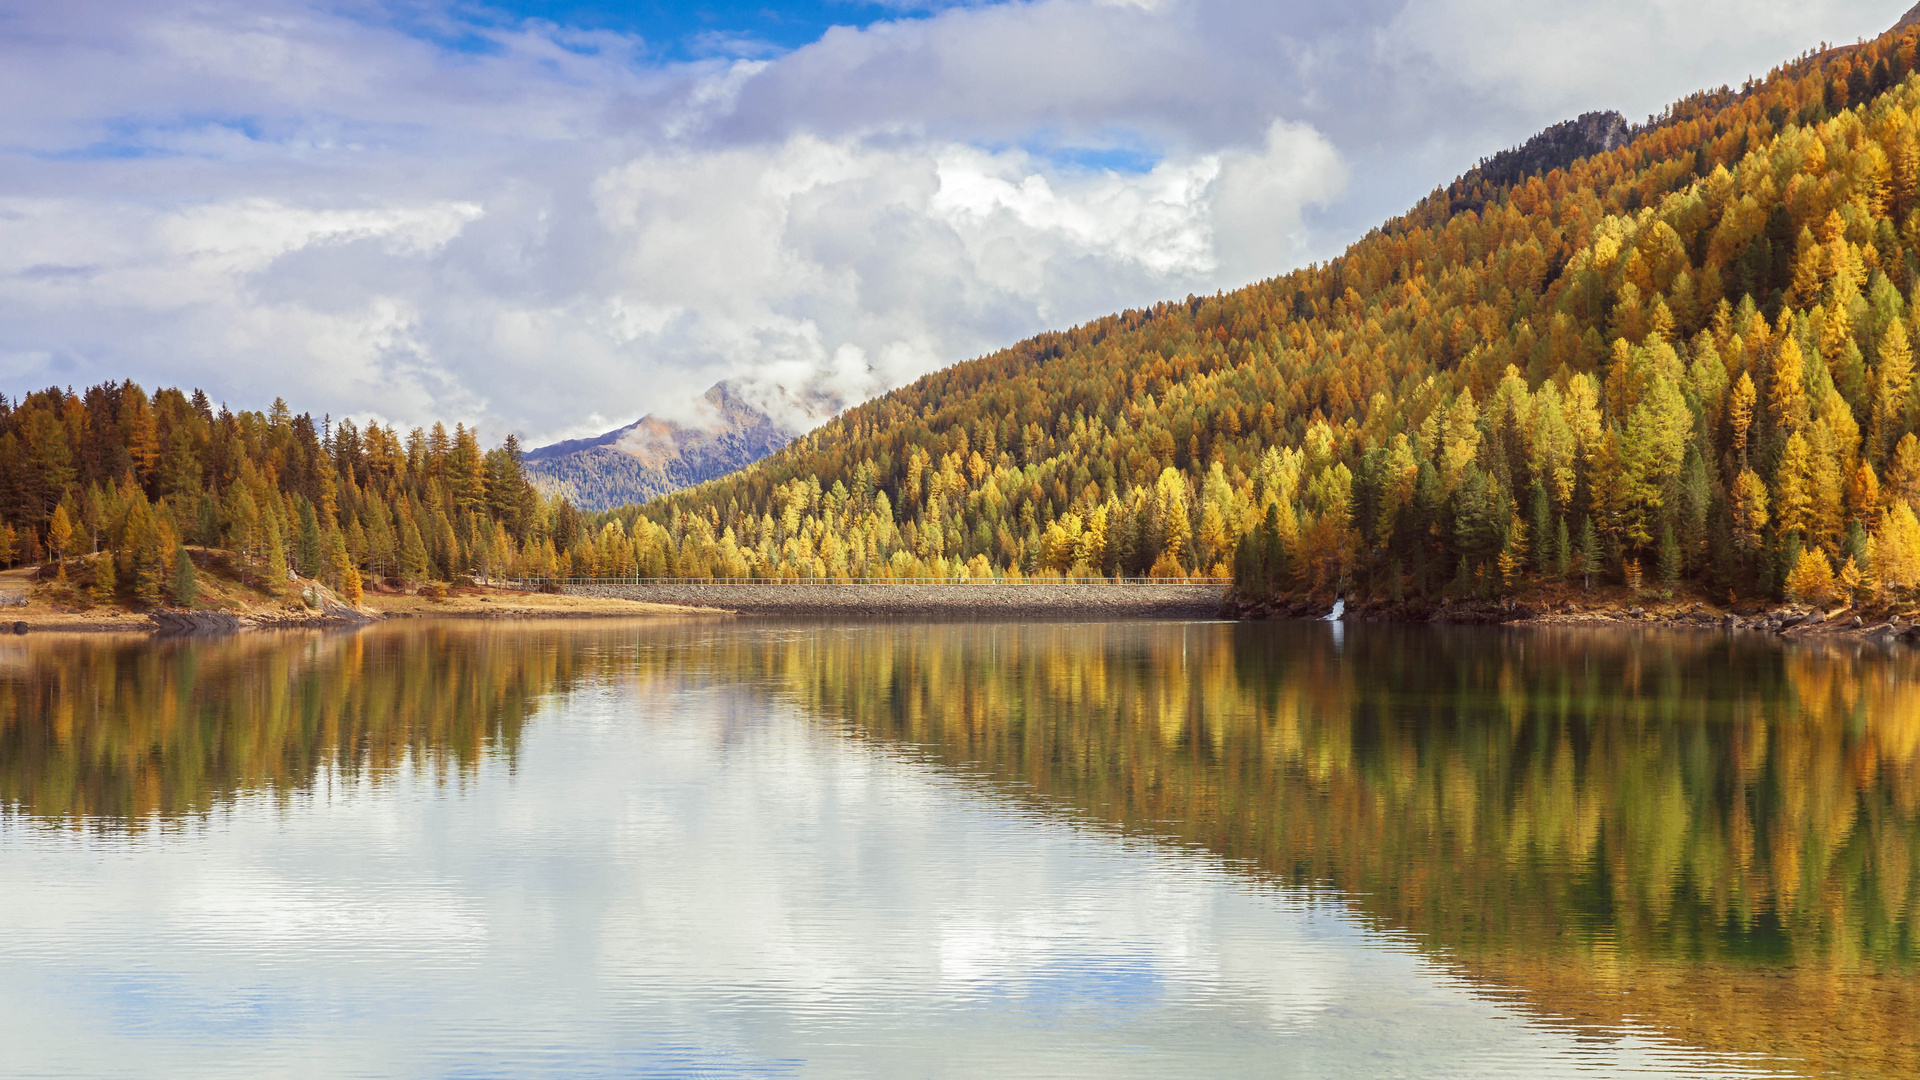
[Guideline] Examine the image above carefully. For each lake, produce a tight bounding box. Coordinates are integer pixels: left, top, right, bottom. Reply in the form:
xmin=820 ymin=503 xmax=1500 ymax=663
xmin=1 ymin=618 xmax=1914 ymax=1078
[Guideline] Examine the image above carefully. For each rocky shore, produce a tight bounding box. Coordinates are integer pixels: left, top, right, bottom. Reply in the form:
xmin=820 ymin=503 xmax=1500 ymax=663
xmin=1226 ymin=593 xmax=1920 ymax=641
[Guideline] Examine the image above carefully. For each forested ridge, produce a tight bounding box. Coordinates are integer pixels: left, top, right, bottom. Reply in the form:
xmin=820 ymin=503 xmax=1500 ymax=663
xmin=0 ymin=386 xmax=578 ymax=604
xmin=15 ymin=26 xmax=1920 ymax=606
xmin=607 ymin=22 xmax=1920 ymax=605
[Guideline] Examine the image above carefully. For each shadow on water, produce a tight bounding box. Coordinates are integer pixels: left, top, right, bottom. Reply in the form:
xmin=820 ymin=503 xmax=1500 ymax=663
xmin=2 ymin=618 xmax=1917 ymax=1076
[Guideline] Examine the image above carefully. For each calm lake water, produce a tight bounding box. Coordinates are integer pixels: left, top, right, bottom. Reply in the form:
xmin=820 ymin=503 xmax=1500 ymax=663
xmin=1 ymin=619 xmax=1915 ymax=1078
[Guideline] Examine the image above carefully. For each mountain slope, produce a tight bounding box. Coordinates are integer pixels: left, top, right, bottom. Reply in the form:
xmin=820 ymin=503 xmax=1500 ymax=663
xmin=555 ymin=20 xmax=1920 ymax=604
xmin=523 ymin=382 xmax=817 ymax=512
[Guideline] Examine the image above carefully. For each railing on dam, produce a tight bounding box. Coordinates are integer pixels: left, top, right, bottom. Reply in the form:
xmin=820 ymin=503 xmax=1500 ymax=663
xmin=501 ymin=576 xmax=1231 ymax=589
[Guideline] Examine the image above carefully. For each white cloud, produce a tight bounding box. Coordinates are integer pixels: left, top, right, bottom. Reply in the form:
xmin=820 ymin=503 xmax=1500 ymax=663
xmin=0 ymin=0 xmax=1911 ymax=444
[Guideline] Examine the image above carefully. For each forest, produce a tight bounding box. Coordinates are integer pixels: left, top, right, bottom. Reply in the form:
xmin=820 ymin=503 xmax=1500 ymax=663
xmin=13 ymin=25 xmax=1920 ymax=608
xmin=609 ymin=22 xmax=1920 ymax=607
xmin=0 ymin=385 xmax=566 ymax=605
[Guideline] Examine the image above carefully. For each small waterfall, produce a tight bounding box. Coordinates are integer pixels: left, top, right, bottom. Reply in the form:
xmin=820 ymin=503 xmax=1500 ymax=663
xmin=1325 ymin=598 xmax=1345 ymax=622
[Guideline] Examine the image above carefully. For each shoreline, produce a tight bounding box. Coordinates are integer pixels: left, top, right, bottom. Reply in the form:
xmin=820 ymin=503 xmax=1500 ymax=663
xmin=6 ymin=570 xmax=1913 ymax=643
xmin=1230 ymin=594 xmax=1920 ymax=643
xmin=0 ymin=576 xmax=728 ymax=635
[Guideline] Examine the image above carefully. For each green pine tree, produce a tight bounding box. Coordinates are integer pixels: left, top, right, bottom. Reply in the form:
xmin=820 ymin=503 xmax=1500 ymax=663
xmin=399 ymin=512 xmax=430 ymax=585
xmin=89 ymin=552 xmax=117 ymax=605
xmin=296 ymin=498 xmax=323 ymax=578
xmin=1530 ymin=482 xmax=1553 ymax=575
xmin=171 ymin=544 xmax=198 ymax=607
xmin=1657 ymin=524 xmax=1681 ymax=587
xmin=263 ymin=513 xmax=289 ymax=599
xmin=1576 ymin=518 xmax=1601 ymax=592
xmin=1553 ymin=516 xmax=1570 ymax=580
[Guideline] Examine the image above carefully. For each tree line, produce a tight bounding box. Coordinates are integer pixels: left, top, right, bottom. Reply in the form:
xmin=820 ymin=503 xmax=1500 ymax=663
xmin=0 ymin=384 xmax=573 ymax=604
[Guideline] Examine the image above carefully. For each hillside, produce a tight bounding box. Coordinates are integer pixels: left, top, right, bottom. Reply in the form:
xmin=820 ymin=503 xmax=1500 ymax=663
xmin=555 ymin=15 xmax=1920 ymax=608
xmin=523 ymin=382 xmax=809 ymax=512
xmin=11 ymin=18 xmax=1920 ymax=607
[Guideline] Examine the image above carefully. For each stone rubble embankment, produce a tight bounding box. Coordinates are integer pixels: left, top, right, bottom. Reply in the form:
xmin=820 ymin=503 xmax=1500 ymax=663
xmin=562 ymin=582 xmax=1230 ymax=619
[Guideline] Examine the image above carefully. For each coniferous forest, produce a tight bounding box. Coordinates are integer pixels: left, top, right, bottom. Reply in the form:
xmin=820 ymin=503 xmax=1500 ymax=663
xmin=629 ymin=24 xmax=1920 ymax=606
xmin=13 ymin=28 xmax=1920 ymax=608
xmin=0 ymin=388 xmax=557 ymax=604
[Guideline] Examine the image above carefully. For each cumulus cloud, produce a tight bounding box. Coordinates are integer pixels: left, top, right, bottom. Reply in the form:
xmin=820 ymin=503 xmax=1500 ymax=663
xmin=0 ymin=0 xmax=1909 ymax=444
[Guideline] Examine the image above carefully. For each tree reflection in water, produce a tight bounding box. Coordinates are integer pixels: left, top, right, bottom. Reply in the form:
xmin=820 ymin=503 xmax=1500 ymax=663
xmin=2 ymin=619 xmax=1915 ymax=1076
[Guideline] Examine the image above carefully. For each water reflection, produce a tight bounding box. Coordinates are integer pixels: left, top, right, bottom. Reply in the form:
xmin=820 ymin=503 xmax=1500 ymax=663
xmin=637 ymin=621 xmax=1920 ymax=1078
xmin=0 ymin=626 xmax=554 ymax=824
xmin=2 ymin=620 xmax=1916 ymax=1076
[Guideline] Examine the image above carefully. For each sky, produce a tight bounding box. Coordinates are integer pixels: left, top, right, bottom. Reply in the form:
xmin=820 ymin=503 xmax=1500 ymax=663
xmin=0 ymin=0 xmax=1913 ymax=446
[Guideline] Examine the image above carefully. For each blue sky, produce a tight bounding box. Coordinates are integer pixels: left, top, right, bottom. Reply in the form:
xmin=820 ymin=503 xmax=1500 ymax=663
xmin=0 ymin=0 xmax=1913 ymax=443
xmin=454 ymin=0 xmax=921 ymax=57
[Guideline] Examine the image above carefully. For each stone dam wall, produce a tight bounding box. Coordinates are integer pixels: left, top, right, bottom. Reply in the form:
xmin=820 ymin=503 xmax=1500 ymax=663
xmin=561 ymin=582 xmax=1231 ymax=619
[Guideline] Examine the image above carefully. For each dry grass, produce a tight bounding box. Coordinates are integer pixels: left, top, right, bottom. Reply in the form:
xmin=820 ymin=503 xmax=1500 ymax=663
xmin=0 ymin=553 xmax=721 ymax=632
xmin=359 ymin=583 xmax=720 ymax=618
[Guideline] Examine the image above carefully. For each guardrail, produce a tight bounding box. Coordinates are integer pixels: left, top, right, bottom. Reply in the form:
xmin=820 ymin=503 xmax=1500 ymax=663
xmin=500 ymin=576 xmax=1231 ymax=588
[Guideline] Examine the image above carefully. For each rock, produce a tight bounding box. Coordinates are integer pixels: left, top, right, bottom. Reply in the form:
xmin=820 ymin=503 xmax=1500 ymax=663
xmin=149 ymin=610 xmax=245 ymax=635
xmin=1627 ymin=607 xmax=1644 ymax=617
xmin=1781 ymin=613 xmax=1805 ymax=628
xmin=11 ymin=621 xmax=25 ymax=635
xmin=1804 ymin=610 xmax=1826 ymax=625
xmin=1852 ymin=615 xmax=1864 ymax=628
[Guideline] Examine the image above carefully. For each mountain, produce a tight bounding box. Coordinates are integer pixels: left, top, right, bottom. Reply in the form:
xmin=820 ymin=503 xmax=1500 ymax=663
xmin=523 ymin=382 xmax=830 ymax=512
xmin=563 ymin=16 xmax=1920 ymax=603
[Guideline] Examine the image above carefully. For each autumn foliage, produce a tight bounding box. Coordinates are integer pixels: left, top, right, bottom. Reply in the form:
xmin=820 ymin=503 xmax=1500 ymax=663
xmin=615 ymin=24 xmax=1920 ymax=602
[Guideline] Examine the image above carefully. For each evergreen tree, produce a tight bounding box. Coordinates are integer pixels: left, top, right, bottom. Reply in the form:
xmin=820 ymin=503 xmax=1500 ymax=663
xmin=1657 ymin=525 xmax=1681 ymax=587
xmin=296 ymin=497 xmax=323 ymax=578
xmin=399 ymin=512 xmax=430 ymax=585
xmin=89 ymin=551 xmax=116 ymax=605
xmin=1530 ymin=482 xmax=1553 ymax=575
xmin=263 ymin=513 xmax=288 ymax=598
xmin=46 ymin=503 xmax=73 ymax=563
xmin=171 ymin=544 xmax=198 ymax=607
xmin=323 ymin=526 xmax=362 ymax=605
xmin=1576 ymin=518 xmax=1601 ymax=591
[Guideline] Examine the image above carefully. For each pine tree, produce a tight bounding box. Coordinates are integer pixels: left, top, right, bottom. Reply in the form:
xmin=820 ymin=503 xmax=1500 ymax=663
xmin=46 ymin=503 xmax=73 ymax=563
xmin=1729 ymin=371 xmax=1757 ymax=466
xmin=1576 ymin=517 xmax=1601 ymax=591
xmin=399 ymin=512 xmax=430 ymax=585
xmin=171 ymin=544 xmax=198 ymax=607
xmin=1553 ymin=516 xmax=1570 ymax=579
xmin=1786 ymin=546 xmax=1837 ymax=605
xmin=296 ymin=498 xmax=323 ymax=578
xmin=263 ymin=513 xmax=288 ymax=599
xmin=1874 ymin=501 xmax=1920 ymax=594
xmin=89 ymin=551 xmax=116 ymax=605
xmin=323 ymin=526 xmax=361 ymax=605
xmin=1657 ymin=525 xmax=1681 ymax=586
xmin=1774 ymin=432 xmax=1816 ymax=539
xmin=1874 ymin=320 xmax=1913 ymax=462
xmin=1530 ymin=482 xmax=1553 ymax=575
